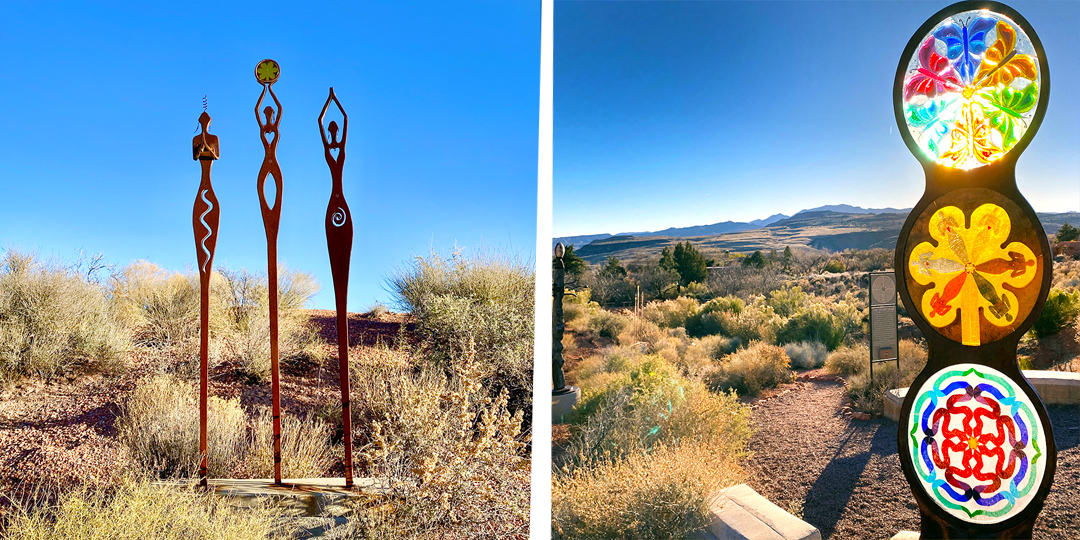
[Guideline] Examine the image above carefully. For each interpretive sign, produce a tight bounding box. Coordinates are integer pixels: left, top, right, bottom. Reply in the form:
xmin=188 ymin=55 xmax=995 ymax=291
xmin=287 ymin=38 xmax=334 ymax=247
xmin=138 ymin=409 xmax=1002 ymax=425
xmin=892 ymin=2 xmax=1056 ymax=538
xmin=868 ymin=272 xmax=899 ymax=384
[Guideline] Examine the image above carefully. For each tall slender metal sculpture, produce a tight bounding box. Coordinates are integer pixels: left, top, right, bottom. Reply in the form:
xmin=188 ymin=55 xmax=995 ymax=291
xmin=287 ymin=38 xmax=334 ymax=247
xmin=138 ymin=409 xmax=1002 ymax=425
xmin=318 ymin=87 xmax=355 ymax=487
xmin=893 ymin=3 xmax=1055 ymax=537
xmin=254 ymin=58 xmax=284 ymax=485
xmin=192 ymin=105 xmax=220 ymax=488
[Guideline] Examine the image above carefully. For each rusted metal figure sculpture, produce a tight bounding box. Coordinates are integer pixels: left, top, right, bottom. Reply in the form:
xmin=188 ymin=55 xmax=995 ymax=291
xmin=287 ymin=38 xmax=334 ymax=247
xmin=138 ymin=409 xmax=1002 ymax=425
xmin=192 ymin=105 xmax=220 ymax=487
xmin=254 ymin=58 xmax=284 ymax=485
xmin=893 ymin=2 xmax=1055 ymax=537
xmin=318 ymin=87 xmax=355 ymax=487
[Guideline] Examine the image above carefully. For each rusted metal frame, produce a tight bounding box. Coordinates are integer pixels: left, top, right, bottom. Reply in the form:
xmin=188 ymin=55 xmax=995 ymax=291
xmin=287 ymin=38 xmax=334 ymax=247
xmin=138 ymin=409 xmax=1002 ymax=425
xmin=255 ymin=59 xmax=284 ymax=485
xmin=192 ymin=111 xmax=220 ymax=488
xmin=318 ymin=87 xmax=355 ymax=487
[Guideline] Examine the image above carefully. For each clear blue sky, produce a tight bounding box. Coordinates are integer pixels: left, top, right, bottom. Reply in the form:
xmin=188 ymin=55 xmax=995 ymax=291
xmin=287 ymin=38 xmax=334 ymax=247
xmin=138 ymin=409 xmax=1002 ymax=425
xmin=0 ymin=1 xmax=539 ymax=311
xmin=554 ymin=0 xmax=1080 ymax=237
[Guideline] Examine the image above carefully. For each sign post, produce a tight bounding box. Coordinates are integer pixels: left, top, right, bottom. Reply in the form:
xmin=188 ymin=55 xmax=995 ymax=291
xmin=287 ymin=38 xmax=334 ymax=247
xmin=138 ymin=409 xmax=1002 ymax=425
xmin=868 ymin=271 xmax=899 ymax=387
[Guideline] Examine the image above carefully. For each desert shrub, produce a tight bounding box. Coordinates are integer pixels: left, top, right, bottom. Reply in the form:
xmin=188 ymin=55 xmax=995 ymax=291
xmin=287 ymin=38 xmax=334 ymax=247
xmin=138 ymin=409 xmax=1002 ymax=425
xmin=824 ymin=343 xmax=869 ymax=377
xmin=3 ymin=478 xmax=277 ymax=540
xmin=1031 ymin=288 xmax=1080 ymax=338
xmin=641 ymin=297 xmax=701 ymax=329
xmin=678 ymin=335 xmax=739 ymax=378
xmin=682 ymin=281 xmax=710 ymax=300
xmin=706 ymin=342 xmax=792 ymax=397
xmin=775 ymin=301 xmax=858 ymax=350
xmin=356 ymin=350 xmax=529 ymax=539
xmin=218 ymin=266 xmax=323 ymax=381
xmin=703 ymin=296 xmax=782 ymax=343
xmin=845 ymin=340 xmax=928 ymax=414
xmin=768 ymin=285 xmax=809 ymax=318
xmin=590 ymin=310 xmax=629 ymax=340
xmin=0 ymin=251 xmax=128 ymax=385
xmin=824 ymin=259 xmax=846 ymax=273
xmin=117 ymin=374 xmax=246 ymax=478
xmin=389 ymin=249 xmax=534 ymax=414
xmin=241 ymin=407 xmax=333 ymax=480
xmin=563 ymin=300 xmax=585 ymax=324
xmin=784 ymin=341 xmax=828 ymax=370
xmin=552 ymin=439 xmax=745 ymax=540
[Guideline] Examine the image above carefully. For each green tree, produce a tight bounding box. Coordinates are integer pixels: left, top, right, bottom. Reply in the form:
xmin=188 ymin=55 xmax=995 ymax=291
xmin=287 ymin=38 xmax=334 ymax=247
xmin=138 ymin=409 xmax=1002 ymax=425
xmin=558 ymin=245 xmax=589 ymax=284
xmin=672 ymin=242 xmax=708 ymax=286
xmin=742 ymin=250 xmax=767 ymax=269
xmin=1057 ymin=222 xmax=1079 ymax=243
xmin=659 ymin=247 xmax=676 ymax=272
xmin=599 ymin=256 xmax=627 ymax=279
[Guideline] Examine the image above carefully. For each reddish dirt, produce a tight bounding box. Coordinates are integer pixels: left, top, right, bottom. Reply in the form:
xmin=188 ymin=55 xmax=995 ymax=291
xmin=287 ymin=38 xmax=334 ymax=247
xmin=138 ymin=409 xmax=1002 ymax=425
xmin=0 ymin=310 xmax=414 ymax=511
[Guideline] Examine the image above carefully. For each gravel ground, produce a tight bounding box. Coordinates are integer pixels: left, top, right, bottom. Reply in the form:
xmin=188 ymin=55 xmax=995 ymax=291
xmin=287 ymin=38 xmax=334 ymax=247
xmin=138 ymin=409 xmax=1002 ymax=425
xmin=745 ymin=380 xmax=1079 ymax=540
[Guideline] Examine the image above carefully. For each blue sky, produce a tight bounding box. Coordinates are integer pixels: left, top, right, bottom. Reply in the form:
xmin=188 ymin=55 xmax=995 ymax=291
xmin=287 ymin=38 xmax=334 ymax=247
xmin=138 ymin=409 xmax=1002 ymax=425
xmin=0 ymin=1 xmax=539 ymax=310
xmin=554 ymin=0 xmax=1080 ymax=237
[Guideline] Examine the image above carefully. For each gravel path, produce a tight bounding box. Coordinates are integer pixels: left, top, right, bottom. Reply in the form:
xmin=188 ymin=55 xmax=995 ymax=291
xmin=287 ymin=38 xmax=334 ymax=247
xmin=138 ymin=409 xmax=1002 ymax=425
xmin=745 ymin=380 xmax=1079 ymax=540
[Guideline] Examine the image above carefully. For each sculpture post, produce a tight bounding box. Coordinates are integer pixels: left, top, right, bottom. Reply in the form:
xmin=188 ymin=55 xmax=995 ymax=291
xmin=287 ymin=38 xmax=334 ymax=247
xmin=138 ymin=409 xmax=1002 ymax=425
xmin=192 ymin=106 xmax=220 ymax=488
xmin=318 ymin=87 xmax=355 ymax=487
xmin=552 ymin=242 xmax=567 ymax=392
xmin=254 ymin=58 xmax=284 ymax=485
xmin=893 ymin=3 xmax=1055 ymax=537
xmin=552 ymin=242 xmax=580 ymax=423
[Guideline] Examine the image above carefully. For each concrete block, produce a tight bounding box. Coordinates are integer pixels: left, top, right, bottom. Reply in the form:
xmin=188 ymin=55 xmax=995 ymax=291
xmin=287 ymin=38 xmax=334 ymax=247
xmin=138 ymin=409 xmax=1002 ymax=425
xmin=890 ymin=532 xmax=919 ymax=540
xmin=884 ymin=387 xmax=907 ymax=423
xmin=552 ymin=386 xmax=580 ymax=424
xmin=708 ymin=484 xmax=820 ymax=540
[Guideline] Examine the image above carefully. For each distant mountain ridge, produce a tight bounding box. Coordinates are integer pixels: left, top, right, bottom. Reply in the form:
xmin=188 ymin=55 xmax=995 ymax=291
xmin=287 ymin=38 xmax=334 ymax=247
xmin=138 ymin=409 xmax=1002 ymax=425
xmin=554 ymin=204 xmax=910 ymax=248
xmin=557 ymin=206 xmax=1080 ymax=264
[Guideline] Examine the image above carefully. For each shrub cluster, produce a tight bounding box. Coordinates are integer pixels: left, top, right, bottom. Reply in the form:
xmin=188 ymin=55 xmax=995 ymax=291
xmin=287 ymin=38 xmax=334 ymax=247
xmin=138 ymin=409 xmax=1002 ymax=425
xmin=0 ymin=251 xmax=128 ymax=385
xmin=389 ymin=249 xmax=534 ymax=415
xmin=706 ymin=342 xmax=793 ymax=396
xmin=1031 ymin=287 xmax=1080 ymax=338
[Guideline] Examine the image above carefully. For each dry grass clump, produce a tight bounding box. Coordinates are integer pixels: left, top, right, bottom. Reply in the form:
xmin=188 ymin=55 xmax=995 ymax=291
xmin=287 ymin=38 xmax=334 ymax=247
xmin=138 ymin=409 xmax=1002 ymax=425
xmin=784 ymin=340 xmax=827 ymax=370
xmin=389 ymin=248 xmax=534 ymax=416
xmin=677 ymin=334 xmax=738 ymax=379
xmin=824 ymin=343 xmax=870 ymax=377
xmin=241 ymin=407 xmax=333 ymax=480
xmin=589 ymin=310 xmax=629 ymax=340
xmin=117 ymin=374 xmax=246 ymax=478
xmin=706 ymin=341 xmax=793 ymax=397
xmin=555 ymin=348 xmax=751 ymax=540
xmin=119 ymin=374 xmax=333 ymax=480
xmin=552 ymin=439 xmax=743 ymax=540
xmin=700 ymin=296 xmax=783 ymax=343
xmin=641 ymin=297 xmax=701 ymax=329
xmin=2 ymin=477 xmax=278 ymax=540
xmin=0 ymin=251 xmax=128 ymax=385
xmin=354 ymin=349 xmax=530 ymax=539
xmin=844 ymin=340 xmax=928 ymax=414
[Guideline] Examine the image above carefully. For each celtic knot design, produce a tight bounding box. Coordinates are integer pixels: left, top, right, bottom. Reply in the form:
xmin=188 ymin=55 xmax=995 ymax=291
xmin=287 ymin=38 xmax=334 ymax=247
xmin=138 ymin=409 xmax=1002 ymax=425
xmin=908 ymin=364 xmax=1046 ymax=523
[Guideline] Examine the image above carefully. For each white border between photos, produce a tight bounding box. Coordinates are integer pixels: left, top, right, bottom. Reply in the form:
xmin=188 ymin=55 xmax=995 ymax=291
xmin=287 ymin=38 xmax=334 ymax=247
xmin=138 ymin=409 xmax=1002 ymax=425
xmin=531 ymin=0 xmax=554 ymax=538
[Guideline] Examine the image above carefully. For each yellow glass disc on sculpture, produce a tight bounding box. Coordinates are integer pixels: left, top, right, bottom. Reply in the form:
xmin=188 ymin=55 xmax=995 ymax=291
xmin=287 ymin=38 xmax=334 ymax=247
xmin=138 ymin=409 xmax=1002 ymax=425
xmin=255 ymin=59 xmax=281 ymax=84
xmin=906 ymin=189 xmax=1043 ymax=346
xmin=901 ymin=10 xmax=1040 ymax=169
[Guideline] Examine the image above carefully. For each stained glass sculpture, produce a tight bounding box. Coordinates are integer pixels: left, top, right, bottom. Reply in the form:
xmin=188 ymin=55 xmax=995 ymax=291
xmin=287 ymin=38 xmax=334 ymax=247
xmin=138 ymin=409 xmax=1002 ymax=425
xmin=901 ymin=10 xmax=1040 ymax=169
xmin=892 ymin=2 xmax=1056 ymax=538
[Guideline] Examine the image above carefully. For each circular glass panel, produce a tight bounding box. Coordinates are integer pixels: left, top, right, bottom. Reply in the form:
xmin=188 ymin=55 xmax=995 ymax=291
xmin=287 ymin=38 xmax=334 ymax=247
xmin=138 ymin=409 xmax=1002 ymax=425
xmin=907 ymin=364 xmax=1047 ymax=524
xmin=901 ymin=10 xmax=1040 ymax=169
